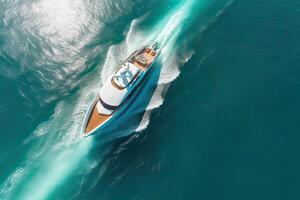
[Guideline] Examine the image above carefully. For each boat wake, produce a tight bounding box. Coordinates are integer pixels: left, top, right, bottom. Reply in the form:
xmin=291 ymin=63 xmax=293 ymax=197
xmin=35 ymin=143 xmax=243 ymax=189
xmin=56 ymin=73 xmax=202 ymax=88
xmin=135 ymin=0 xmax=234 ymax=132
xmin=0 ymin=80 xmax=98 ymax=199
xmin=0 ymin=0 xmax=234 ymax=199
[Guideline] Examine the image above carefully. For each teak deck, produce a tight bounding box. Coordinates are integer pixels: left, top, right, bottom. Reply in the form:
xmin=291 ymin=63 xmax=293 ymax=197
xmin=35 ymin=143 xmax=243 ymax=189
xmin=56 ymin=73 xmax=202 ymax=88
xmin=84 ymin=49 xmax=157 ymax=135
xmin=84 ymin=103 xmax=110 ymax=134
xmin=133 ymin=50 xmax=156 ymax=70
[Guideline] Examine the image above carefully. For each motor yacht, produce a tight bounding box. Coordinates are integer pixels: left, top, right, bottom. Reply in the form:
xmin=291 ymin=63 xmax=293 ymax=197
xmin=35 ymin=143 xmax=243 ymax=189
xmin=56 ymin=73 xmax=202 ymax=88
xmin=81 ymin=42 xmax=160 ymax=138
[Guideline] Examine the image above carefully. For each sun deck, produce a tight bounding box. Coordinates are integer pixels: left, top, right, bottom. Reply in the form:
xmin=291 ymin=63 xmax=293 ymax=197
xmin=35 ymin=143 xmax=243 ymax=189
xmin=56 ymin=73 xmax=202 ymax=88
xmin=111 ymin=48 xmax=157 ymax=91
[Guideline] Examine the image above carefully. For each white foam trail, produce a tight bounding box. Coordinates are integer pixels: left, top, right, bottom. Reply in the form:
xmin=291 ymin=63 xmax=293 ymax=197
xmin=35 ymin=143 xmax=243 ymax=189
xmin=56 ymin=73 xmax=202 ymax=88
xmin=0 ymin=98 xmax=95 ymax=200
xmin=145 ymin=85 xmax=166 ymax=111
xmin=0 ymin=1 xmax=235 ymax=198
xmin=101 ymin=16 xmax=150 ymax=84
xmin=0 ymin=57 xmax=101 ymax=199
xmin=125 ymin=18 xmax=148 ymax=53
xmin=3 ymin=12 xmax=154 ymax=200
xmin=135 ymin=0 xmax=195 ymax=132
xmin=135 ymin=0 xmax=234 ymax=132
xmin=21 ymin=139 xmax=92 ymax=200
xmin=0 ymin=168 xmax=25 ymax=199
xmin=101 ymin=45 xmax=126 ymax=83
xmin=135 ymin=85 xmax=167 ymax=132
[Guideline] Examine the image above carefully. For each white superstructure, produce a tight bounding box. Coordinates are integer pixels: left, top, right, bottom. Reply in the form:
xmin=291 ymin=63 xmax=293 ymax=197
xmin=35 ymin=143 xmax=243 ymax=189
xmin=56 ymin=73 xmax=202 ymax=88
xmin=96 ymin=62 xmax=140 ymax=115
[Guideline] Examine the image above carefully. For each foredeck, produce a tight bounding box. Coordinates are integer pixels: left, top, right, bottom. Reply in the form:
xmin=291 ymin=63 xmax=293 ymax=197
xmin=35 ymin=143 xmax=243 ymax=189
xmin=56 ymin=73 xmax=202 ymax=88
xmin=84 ymin=103 xmax=110 ymax=134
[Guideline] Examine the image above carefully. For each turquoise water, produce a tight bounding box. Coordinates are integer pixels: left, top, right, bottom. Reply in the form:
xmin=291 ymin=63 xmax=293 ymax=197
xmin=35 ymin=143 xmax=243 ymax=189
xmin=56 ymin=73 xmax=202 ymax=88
xmin=1 ymin=0 xmax=300 ymax=199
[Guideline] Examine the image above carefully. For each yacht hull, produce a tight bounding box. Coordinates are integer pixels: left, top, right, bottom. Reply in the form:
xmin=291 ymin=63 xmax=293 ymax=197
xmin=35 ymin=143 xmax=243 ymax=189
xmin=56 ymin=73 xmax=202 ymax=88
xmin=81 ymin=42 xmax=161 ymax=138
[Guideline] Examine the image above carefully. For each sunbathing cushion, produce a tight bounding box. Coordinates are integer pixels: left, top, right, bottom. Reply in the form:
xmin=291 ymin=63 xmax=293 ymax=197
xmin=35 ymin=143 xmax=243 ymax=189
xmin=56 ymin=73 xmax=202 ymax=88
xmin=112 ymin=62 xmax=140 ymax=89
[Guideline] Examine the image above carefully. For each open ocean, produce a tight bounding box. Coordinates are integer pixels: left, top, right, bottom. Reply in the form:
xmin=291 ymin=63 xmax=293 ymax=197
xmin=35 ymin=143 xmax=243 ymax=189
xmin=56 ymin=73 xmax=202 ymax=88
xmin=1 ymin=0 xmax=300 ymax=199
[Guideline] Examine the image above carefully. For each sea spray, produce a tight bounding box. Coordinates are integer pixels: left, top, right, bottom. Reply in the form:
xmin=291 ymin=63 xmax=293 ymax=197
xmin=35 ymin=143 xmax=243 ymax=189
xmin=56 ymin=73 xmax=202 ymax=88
xmin=0 ymin=0 xmax=234 ymax=199
xmin=19 ymin=139 xmax=92 ymax=200
xmin=135 ymin=0 xmax=233 ymax=132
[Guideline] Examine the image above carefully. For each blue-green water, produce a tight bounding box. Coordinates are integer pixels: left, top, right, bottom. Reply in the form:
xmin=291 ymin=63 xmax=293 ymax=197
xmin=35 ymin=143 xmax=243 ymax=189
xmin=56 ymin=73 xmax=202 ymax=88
xmin=1 ymin=0 xmax=300 ymax=199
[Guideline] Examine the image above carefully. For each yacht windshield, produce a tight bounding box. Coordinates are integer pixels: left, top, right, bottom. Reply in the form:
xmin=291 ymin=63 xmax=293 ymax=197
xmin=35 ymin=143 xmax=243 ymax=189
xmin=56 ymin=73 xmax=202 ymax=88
xmin=112 ymin=62 xmax=140 ymax=89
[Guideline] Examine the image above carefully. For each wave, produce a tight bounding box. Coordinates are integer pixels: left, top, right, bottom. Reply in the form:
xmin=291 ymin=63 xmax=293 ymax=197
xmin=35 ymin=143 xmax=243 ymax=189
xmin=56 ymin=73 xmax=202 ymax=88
xmin=0 ymin=0 xmax=235 ymax=199
xmin=0 ymin=1 xmax=151 ymax=198
xmin=0 ymin=78 xmax=97 ymax=199
xmin=135 ymin=0 xmax=234 ymax=133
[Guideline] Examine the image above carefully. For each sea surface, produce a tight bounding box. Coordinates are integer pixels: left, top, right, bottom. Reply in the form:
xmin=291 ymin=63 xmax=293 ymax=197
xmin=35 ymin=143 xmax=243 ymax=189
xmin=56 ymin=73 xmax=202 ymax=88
xmin=1 ymin=0 xmax=300 ymax=199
